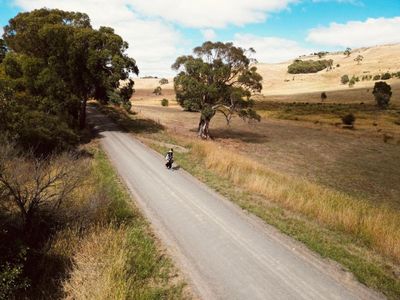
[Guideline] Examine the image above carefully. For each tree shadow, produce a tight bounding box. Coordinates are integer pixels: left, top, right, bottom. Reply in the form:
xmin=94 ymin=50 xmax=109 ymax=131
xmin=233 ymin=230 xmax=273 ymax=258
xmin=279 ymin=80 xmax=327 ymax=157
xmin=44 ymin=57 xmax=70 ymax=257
xmin=87 ymin=103 xmax=164 ymax=136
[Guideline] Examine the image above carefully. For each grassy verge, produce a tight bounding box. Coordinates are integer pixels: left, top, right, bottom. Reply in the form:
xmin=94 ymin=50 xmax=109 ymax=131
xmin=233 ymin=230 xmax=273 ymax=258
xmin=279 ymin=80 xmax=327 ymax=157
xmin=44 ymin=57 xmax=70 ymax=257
xmin=98 ymin=104 xmax=400 ymax=299
xmin=0 ymin=139 xmax=186 ymax=299
xmin=62 ymin=145 xmax=186 ymax=300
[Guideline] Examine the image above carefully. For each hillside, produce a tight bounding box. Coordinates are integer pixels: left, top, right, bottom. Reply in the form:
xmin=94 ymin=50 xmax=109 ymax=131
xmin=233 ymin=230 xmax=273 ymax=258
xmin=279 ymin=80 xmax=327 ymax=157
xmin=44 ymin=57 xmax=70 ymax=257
xmin=133 ymin=43 xmax=400 ymax=98
xmin=256 ymin=43 xmax=400 ymax=95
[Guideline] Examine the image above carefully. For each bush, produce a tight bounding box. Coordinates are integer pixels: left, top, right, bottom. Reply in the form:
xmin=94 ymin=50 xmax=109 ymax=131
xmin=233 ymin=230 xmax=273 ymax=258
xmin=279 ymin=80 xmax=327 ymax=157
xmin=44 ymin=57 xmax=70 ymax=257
xmin=341 ymin=113 xmax=355 ymax=126
xmin=373 ymin=74 xmax=381 ymax=80
xmin=381 ymin=72 xmax=392 ymax=80
xmin=288 ymin=59 xmax=333 ymax=74
xmin=336 ymin=64 xmax=340 ymax=67
xmin=153 ymin=86 xmax=162 ymax=95
xmin=321 ymin=92 xmax=327 ymax=101
xmin=341 ymin=75 xmax=350 ymax=84
xmin=373 ymin=81 xmax=392 ymax=109
xmin=349 ymin=78 xmax=356 ymax=87
xmin=161 ymin=98 xmax=169 ymax=107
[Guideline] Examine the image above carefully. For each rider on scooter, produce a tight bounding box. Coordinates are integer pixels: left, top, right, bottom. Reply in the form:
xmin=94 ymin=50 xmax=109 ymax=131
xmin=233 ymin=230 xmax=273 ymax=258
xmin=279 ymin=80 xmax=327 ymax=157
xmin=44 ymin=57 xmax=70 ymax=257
xmin=165 ymin=148 xmax=174 ymax=169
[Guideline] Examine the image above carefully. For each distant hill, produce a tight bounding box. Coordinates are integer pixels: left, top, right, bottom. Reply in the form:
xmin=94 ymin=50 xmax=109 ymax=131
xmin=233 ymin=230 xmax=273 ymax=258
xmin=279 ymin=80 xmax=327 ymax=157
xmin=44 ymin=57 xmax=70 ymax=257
xmin=255 ymin=43 xmax=400 ymax=95
xmin=133 ymin=43 xmax=400 ymax=97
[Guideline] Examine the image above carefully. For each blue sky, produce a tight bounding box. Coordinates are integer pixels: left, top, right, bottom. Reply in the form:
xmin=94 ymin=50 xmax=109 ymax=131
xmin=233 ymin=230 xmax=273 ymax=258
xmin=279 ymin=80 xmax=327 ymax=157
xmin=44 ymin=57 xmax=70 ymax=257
xmin=1 ymin=0 xmax=399 ymax=76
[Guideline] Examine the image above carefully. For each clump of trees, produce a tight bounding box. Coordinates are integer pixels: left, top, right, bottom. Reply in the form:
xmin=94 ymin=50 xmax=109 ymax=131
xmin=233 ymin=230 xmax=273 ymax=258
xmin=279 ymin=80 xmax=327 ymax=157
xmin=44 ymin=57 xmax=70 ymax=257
xmin=153 ymin=86 xmax=162 ymax=95
xmin=341 ymin=75 xmax=350 ymax=84
xmin=173 ymin=41 xmax=262 ymax=139
xmin=381 ymin=72 xmax=392 ymax=80
xmin=288 ymin=59 xmax=333 ymax=74
xmin=0 ymin=9 xmax=138 ymax=154
xmin=373 ymin=74 xmax=381 ymax=80
xmin=159 ymin=78 xmax=169 ymax=85
xmin=373 ymin=81 xmax=392 ymax=109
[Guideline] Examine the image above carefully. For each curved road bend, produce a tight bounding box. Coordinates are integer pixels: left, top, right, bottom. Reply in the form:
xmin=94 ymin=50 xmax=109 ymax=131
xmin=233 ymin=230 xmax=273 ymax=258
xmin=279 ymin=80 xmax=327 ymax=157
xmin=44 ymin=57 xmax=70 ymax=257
xmin=88 ymin=107 xmax=383 ymax=300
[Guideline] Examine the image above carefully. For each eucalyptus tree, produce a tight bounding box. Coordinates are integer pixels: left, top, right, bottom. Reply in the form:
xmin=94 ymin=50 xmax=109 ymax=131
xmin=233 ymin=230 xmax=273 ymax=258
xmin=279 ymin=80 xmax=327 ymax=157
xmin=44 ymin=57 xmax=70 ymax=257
xmin=2 ymin=8 xmax=138 ymax=130
xmin=172 ymin=42 xmax=262 ymax=138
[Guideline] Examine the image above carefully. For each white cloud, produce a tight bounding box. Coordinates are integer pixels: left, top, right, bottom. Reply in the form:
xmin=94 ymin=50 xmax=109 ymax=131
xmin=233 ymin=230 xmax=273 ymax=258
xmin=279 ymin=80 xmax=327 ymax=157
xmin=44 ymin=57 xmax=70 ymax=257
xmin=233 ymin=34 xmax=315 ymax=63
xmin=14 ymin=0 xmax=183 ymax=76
xmin=201 ymin=29 xmax=216 ymax=41
xmin=307 ymin=17 xmax=400 ymax=48
xmin=128 ymin=0 xmax=298 ymax=28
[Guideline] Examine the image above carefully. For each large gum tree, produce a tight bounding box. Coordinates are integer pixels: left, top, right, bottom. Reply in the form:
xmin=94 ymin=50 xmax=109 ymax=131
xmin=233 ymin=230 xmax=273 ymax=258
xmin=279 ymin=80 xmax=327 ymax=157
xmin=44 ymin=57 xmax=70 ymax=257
xmin=172 ymin=41 xmax=263 ymax=139
xmin=2 ymin=9 xmax=138 ymax=129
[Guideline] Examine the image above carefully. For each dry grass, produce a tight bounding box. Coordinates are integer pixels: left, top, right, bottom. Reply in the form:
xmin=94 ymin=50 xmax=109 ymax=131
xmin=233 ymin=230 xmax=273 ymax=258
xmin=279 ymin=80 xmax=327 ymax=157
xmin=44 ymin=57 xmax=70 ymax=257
xmin=99 ymin=103 xmax=400 ymax=298
xmin=63 ymin=225 xmax=131 ymax=300
xmin=189 ymin=139 xmax=400 ymax=262
xmin=58 ymin=145 xmax=185 ymax=300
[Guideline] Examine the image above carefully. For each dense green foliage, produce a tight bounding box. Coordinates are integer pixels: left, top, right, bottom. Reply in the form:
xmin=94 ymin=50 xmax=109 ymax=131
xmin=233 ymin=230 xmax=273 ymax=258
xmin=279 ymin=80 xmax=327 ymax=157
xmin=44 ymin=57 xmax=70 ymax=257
xmin=373 ymin=81 xmax=392 ymax=108
xmin=173 ymin=41 xmax=262 ymax=138
xmin=287 ymin=59 xmax=333 ymax=74
xmin=0 ymin=39 xmax=6 ymax=63
xmin=0 ymin=9 xmax=138 ymax=153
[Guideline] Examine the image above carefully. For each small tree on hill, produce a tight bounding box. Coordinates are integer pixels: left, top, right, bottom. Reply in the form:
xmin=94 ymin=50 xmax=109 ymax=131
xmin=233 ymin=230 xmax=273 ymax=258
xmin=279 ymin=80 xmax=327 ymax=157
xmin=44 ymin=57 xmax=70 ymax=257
xmin=153 ymin=86 xmax=162 ymax=95
xmin=373 ymin=81 xmax=392 ymax=109
xmin=344 ymin=47 xmax=352 ymax=57
xmin=172 ymin=41 xmax=262 ymax=139
xmin=354 ymin=55 xmax=364 ymax=65
xmin=321 ymin=92 xmax=327 ymax=101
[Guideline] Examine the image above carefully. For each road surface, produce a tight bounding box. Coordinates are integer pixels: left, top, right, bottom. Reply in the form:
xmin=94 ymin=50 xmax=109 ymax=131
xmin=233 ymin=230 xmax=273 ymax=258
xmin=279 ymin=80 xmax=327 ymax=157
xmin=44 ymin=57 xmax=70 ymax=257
xmin=88 ymin=107 xmax=383 ymax=300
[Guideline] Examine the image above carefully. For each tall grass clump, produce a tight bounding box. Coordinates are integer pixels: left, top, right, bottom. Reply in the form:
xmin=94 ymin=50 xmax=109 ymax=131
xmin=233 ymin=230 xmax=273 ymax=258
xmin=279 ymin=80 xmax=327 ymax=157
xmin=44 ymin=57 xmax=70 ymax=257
xmin=190 ymin=140 xmax=400 ymax=262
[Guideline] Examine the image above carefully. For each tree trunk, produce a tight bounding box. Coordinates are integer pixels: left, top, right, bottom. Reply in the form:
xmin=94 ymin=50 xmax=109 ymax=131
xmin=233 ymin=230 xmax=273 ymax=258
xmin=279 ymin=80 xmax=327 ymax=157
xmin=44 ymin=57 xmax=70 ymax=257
xmin=198 ymin=118 xmax=210 ymax=139
xmin=79 ymin=99 xmax=87 ymax=129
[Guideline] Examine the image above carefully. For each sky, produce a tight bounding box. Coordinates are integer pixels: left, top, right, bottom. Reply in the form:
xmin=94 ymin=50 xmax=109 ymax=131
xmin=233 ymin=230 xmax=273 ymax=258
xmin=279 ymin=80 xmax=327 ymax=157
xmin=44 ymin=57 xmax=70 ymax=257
xmin=0 ymin=0 xmax=399 ymax=76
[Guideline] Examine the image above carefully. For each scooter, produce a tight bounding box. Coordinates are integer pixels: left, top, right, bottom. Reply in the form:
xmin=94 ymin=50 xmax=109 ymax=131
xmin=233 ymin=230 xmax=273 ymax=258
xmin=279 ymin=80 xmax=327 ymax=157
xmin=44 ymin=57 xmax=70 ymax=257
xmin=165 ymin=158 xmax=174 ymax=169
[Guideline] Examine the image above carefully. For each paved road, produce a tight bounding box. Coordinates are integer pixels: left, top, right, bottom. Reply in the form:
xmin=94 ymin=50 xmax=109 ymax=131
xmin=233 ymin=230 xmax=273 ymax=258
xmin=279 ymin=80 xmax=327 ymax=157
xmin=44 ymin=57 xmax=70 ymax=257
xmin=88 ymin=108 xmax=383 ymax=300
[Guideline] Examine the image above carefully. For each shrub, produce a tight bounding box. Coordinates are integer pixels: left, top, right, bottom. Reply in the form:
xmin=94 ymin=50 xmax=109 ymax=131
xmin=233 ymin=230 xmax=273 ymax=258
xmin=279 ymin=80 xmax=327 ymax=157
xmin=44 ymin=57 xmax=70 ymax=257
xmin=161 ymin=98 xmax=169 ymax=107
xmin=381 ymin=72 xmax=391 ymax=80
xmin=349 ymin=78 xmax=356 ymax=87
xmin=341 ymin=75 xmax=349 ymax=84
xmin=320 ymin=92 xmax=327 ymax=101
xmin=341 ymin=113 xmax=355 ymax=126
xmin=153 ymin=86 xmax=162 ymax=95
xmin=336 ymin=64 xmax=340 ymax=67
xmin=288 ymin=59 xmax=333 ymax=74
xmin=373 ymin=81 xmax=392 ymax=109
xmin=373 ymin=74 xmax=381 ymax=80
